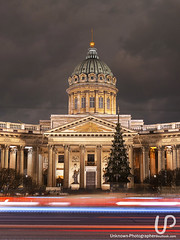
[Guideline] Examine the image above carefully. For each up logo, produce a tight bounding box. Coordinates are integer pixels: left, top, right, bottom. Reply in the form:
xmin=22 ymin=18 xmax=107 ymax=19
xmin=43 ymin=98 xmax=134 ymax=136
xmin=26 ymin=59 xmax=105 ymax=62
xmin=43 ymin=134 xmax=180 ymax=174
xmin=155 ymin=215 xmax=176 ymax=234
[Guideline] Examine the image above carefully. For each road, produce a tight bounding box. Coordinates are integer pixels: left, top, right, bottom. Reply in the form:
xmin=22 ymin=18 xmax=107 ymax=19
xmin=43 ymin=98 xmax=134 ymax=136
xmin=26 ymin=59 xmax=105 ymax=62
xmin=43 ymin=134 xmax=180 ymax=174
xmin=0 ymin=207 xmax=179 ymax=240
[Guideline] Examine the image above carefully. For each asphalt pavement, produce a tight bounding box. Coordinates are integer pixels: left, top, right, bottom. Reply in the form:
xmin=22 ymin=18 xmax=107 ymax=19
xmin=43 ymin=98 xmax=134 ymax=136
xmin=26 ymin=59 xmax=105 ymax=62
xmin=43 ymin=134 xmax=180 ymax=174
xmin=0 ymin=210 xmax=179 ymax=240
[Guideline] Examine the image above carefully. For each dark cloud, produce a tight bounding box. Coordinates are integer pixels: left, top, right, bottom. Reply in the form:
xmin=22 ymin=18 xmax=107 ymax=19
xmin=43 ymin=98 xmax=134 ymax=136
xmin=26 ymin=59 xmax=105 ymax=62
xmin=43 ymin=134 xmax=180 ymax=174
xmin=0 ymin=0 xmax=179 ymax=124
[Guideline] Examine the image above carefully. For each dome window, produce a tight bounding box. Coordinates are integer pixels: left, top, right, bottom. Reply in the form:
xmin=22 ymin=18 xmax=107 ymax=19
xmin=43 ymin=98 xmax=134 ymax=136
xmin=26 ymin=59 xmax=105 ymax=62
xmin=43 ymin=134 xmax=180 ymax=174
xmin=99 ymin=97 xmax=103 ymax=108
xmin=81 ymin=97 xmax=86 ymax=108
xmin=74 ymin=98 xmax=78 ymax=109
xmin=91 ymin=76 xmax=94 ymax=80
xmin=107 ymin=98 xmax=110 ymax=109
xmin=90 ymin=97 xmax=95 ymax=108
xmin=73 ymin=76 xmax=78 ymax=82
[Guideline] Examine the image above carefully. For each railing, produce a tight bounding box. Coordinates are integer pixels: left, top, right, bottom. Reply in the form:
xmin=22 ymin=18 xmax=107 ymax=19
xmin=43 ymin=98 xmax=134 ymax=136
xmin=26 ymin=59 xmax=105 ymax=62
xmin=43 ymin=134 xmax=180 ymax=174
xmin=131 ymin=122 xmax=180 ymax=132
xmin=175 ymin=124 xmax=180 ymax=129
xmin=10 ymin=124 xmax=22 ymax=130
xmin=24 ymin=124 xmax=39 ymax=131
xmin=0 ymin=121 xmax=40 ymax=131
xmin=40 ymin=126 xmax=51 ymax=131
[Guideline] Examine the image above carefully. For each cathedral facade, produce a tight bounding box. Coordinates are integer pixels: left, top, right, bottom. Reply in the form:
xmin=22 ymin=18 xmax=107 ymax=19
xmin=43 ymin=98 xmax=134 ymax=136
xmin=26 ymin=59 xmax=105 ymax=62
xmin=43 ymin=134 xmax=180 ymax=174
xmin=0 ymin=40 xmax=180 ymax=190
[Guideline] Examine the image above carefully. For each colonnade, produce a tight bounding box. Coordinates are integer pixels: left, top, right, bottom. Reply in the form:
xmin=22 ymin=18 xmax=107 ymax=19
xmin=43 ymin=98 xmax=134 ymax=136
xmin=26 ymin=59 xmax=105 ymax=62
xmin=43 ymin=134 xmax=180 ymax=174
xmin=138 ymin=145 xmax=180 ymax=182
xmin=0 ymin=145 xmax=43 ymax=185
xmin=47 ymin=144 xmax=134 ymax=189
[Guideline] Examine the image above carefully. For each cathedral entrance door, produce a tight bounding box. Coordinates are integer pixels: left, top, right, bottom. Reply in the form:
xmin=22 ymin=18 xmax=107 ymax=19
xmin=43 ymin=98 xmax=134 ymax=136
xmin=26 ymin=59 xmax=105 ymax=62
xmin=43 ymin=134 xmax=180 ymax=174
xmin=86 ymin=171 xmax=96 ymax=189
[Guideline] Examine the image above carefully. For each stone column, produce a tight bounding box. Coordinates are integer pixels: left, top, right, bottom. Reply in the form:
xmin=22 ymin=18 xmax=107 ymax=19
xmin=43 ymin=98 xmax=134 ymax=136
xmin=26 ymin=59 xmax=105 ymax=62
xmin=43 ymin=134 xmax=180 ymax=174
xmin=142 ymin=146 xmax=149 ymax=180
xmin=77 ymin=92 xmax=81 ymax=113
xmin=27 ymin=148 xmax=33 ymax=177
xmin=111 ymin=93 xmax=114 ymax=114
xmin=113 ymin=94 xmax=116 ymax=114
xmin=68 ymin=94 xmax=71 ymax=114
xmin=16 ymin=147 xmax=20 ymax=173
xmin=0 ymin=145 xmax=5 ymax=168
xmin=20 ymin=146 xmax=24 ymax=175
xmin=177 ymin=146 xmax=180 ymax=169
xmin=80 ymin=145 xmax=85 ymax=189
xmin=32 ymin=147 xmax=38 ymax=182
xmin=9 ymin=148 xmax=16 ymax=169
xmin=140 ymin=149 xmax=144 ymax=183
xmin=158 ymin=146 xmax=163 ymax=173
xmin=4 ymin=145 xmax=9 ymax=169
xmin=52 ymin=147 xmax=57 ymax=187
xmin=47 ymin=145 xmax=53 ymax=187
xmin=104 ymin=91 xmax=107 ymax=114
xmin=166 ymin=148 xmax=172 ymax=169
xmin=150 ymin=148 xmax=156 ymax=176
xmin=96 ymin=145 xmax=102 ymax=189
xmin=38 ymin=153 xmax=43 ymax=186
xmin=86 ymin=91 xmax=89 ymax=113
xmin=162 ymin=147 xmax=165 ymax=170
xmin=128 ymin=145 xmax=134 ymax=188
xmin=64 ymin=145 xmax=70 ymax=189
xmin=172 ymin=145 xmax=177 ymax=170
xmin=71 ymin=93 xmax=74 ymax=114
xmin=95 ymin=90 xmax=99 ymax=113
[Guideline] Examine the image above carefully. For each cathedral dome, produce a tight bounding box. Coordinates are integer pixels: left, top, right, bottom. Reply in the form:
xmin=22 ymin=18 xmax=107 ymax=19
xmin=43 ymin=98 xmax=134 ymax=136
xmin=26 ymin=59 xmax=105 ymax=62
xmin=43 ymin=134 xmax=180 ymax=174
xmin=68 ymin=46 xmax=117 ymax=86
xmin=72 ymin=48 xmax=113 ymax=77
xmin=67 ymin=41 xmax=118 ymax=115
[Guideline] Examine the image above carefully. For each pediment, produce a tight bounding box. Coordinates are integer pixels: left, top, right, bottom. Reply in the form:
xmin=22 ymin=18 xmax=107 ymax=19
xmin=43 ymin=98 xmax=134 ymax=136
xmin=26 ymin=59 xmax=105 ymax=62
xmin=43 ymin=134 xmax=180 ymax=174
xmin=45 ymin=115 xmax=137 ymax=135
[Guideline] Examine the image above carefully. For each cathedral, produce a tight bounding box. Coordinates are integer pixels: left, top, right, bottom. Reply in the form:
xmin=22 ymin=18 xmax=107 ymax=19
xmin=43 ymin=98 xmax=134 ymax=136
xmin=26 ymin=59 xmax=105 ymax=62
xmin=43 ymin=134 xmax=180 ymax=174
xmin=0 ymin=39 xmax=180 ymax=190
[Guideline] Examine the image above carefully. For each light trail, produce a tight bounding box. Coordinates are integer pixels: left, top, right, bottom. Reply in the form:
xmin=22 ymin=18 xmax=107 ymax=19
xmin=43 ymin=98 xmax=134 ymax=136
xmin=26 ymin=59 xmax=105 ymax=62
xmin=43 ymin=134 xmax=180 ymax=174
xmin=0 ymin=202 xmax=39 ymax=206
xmin=116 ymin=201 xmax=180 ymax=206
xmin=0 ymin=207 xmax=180 ymax=213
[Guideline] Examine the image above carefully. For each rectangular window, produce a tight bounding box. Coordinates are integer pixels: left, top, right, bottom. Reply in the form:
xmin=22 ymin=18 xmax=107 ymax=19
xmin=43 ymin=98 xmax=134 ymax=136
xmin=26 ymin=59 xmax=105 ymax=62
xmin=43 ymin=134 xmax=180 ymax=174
xmin=74 ymin=98 xmax=78 ymax=109
xmin=58 ymin=155 xmax=64 ymax=163
xmin=107 ymin=98 xmax=110 ymax=109
xmin=90 ymin=97 xmax=95 ymax=108
xmin=88 ymin=154 xmax=95 ymax=163
xmin=81 ymin=97 xmax=86 ymax=108
xmin=99 ymin=97 xmax=103 ymax=108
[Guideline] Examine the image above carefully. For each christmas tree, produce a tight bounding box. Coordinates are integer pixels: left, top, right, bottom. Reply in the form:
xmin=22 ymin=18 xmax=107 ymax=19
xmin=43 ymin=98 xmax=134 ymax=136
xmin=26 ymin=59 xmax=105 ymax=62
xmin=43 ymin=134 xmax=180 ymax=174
xmin=105 ymin=110 xmax=131 ymax=189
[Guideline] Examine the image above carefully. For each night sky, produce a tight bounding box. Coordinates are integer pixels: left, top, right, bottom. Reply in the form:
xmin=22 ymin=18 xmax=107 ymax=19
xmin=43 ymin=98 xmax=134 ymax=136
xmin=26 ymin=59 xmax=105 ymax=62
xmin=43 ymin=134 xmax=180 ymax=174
xmin=0 ymin=0 xmax=180 ymax=125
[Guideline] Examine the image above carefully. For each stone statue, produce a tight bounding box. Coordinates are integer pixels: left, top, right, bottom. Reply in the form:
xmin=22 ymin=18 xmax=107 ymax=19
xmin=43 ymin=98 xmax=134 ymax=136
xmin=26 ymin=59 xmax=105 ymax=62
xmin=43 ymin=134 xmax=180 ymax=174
xmin=72 ymin=169 xmax=79 ymax=184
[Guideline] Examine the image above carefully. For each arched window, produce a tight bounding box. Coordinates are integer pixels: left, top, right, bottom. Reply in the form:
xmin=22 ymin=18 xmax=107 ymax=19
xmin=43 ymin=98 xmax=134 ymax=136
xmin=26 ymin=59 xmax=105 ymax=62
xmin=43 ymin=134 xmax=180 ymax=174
xmin=99 ymin=97 xmax=103 ymax=108
xmin=81 ymin=97 xmax=86 ymax=108
xmin=74 ymin=98 xmax=78 ymax=109
xmin=90 ymin=97 xmax=95 ymax=108
xmin=107 ymin=98 xmax=110 ymax=109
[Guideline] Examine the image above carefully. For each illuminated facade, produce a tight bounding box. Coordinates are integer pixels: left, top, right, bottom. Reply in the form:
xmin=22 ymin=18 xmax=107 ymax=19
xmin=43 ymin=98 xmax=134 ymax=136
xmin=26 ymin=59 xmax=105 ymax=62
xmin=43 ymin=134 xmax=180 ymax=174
xmin=0 ymin=40 xmax=180 ymax=190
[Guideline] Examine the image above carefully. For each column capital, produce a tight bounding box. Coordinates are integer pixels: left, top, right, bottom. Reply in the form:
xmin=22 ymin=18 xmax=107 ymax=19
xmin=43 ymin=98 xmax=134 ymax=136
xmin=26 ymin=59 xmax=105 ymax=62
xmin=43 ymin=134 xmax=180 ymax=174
xmin=142 ymin=145 xmax=149 ymax=152
xmin=28 ymin=147 xmax=33 ymax=154
xmin=79 ymin=145 xmax=85 ymax=151
xmin=53 ymin=147 xmax=58 ymax=154
xmin=48 ymin=144 xmax=53 ymax=149
xmin=19 ymin=145 xmax=25 ymax=151
xmin=166 ymin=147 xmax=172 ymax=153
xmin=96 ymin=145 xmax=102 ymax=150
xmin=0 ymin=144 xmax=5 ymax=150
xmin=4 ymin=145 xmax=10 ymax=149
xmin=64 ymin=144 xmax=70 ymax=151
xmin=157 ymin=146 xmax=163 ymax=151
xmin=172 ymin=145 xmax=177 ymax=150
xmin=127 ymin=145 xmax=133 ymax=151
xmin=10 ymin=147 xmax=17 ymax=153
